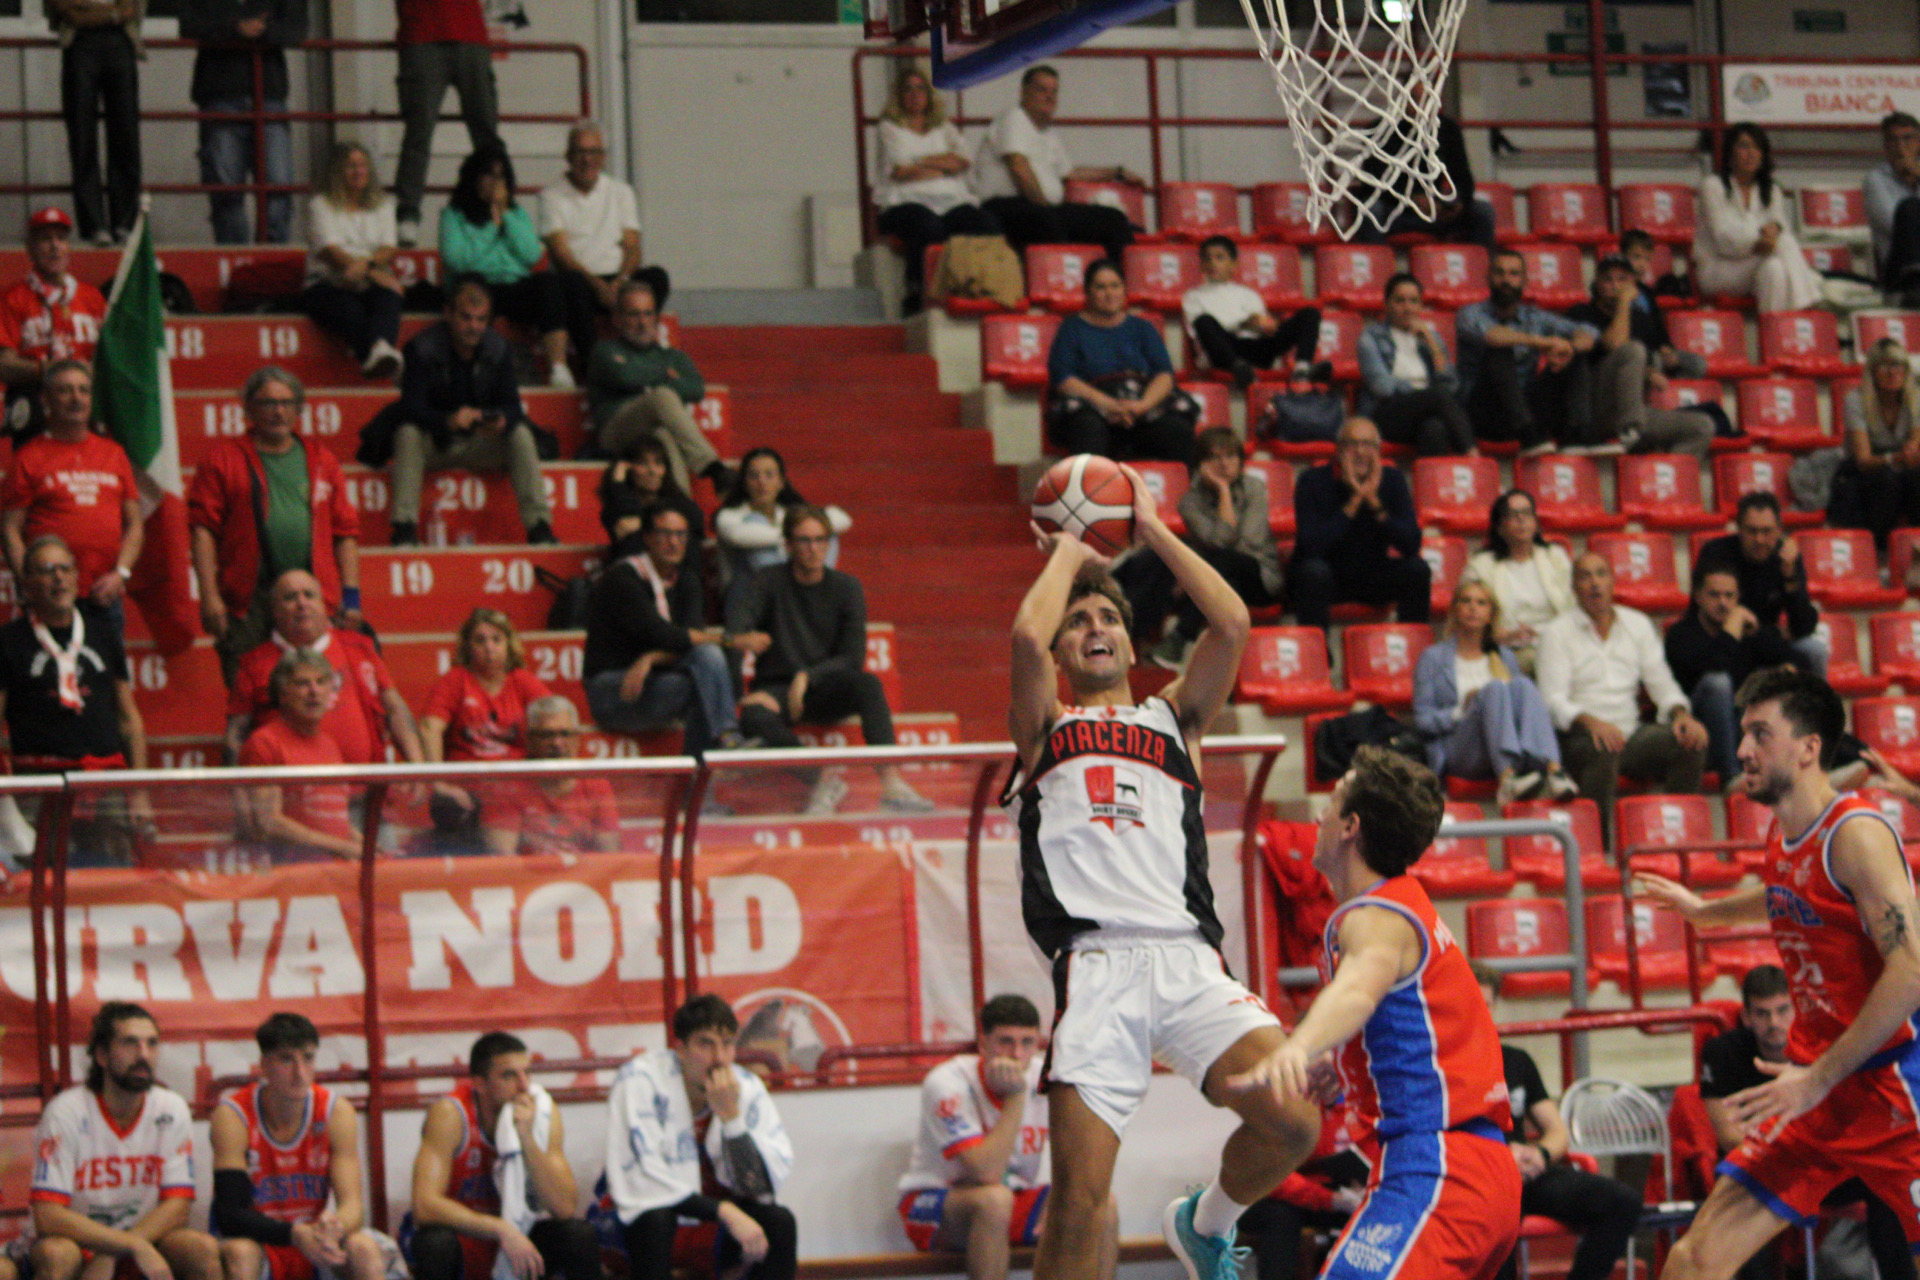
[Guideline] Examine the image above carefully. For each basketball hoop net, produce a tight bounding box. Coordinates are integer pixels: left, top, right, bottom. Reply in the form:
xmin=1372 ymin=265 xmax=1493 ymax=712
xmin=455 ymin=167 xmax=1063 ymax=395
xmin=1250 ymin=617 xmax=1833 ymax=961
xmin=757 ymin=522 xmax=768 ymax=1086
xmin=1238 ymin=0 xmax=1467 ymax=239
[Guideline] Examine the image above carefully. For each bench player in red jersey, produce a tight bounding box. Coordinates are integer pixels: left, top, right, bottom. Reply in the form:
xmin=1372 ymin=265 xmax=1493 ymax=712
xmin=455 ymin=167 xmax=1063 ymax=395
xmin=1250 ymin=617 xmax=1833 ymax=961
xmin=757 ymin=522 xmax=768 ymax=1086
xmin=211 ymin=1013 xmax=395 ymax=1280
xmin=1638 ymin=666 xmax=1920 ymax=1279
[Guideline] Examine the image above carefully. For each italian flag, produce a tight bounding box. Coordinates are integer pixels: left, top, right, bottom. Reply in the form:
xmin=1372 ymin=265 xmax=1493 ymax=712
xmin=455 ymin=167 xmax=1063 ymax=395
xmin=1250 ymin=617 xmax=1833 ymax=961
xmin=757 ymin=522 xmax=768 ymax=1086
xmin=93 ymin=209 xmax=197 ymax=656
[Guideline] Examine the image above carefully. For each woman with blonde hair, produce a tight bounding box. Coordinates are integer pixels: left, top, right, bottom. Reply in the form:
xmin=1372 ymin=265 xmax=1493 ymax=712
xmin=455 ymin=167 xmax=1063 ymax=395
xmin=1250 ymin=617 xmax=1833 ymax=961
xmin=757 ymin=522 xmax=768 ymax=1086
xmin=874 ymin=62 xmax=997 ymax=312
xmin=300 ymin=141 xmax=405 ymax=380
xmin=1831 ymin=336 xmax=1920 ymax=547
xmin=420 ymin=607 xmax=553 ymax=765
xmin=1412 ymin=580 xmax=1576 ymax=804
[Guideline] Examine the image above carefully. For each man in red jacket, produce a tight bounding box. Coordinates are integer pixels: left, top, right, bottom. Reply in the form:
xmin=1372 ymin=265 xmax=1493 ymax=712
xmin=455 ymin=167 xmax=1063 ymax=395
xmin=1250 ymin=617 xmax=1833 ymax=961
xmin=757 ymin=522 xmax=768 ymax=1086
xmin=187 ymin=366 xmax=362 ymax=684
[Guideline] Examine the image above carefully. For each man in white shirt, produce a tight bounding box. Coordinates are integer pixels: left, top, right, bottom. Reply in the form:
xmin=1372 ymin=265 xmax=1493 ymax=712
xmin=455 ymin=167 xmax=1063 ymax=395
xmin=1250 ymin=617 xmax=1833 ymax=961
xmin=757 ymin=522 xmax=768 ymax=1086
xmin=1864 ymin=111 xmax=1920 ymax=299
xmin=540 ymin=121 xmax=671 ymax=320
xmin=975 ymin=65 xmax=1137 ymax=263
xmin=1181 ymin=237 xmax=1323 ymax=390
xmin=1536 ymin=552 xmax=1708 ymax=833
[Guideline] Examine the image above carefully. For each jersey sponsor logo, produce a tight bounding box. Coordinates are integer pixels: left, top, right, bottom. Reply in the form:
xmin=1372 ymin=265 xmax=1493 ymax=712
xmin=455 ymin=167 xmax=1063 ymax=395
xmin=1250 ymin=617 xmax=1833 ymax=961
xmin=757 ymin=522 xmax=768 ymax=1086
xmin=1766 ymin=884 xmax=1824 ymax=928
xmin=1047 ymin=717 xmax=1170 ymax=772
xmin=256 ymin=1172 xmax=330 ymax=1208
xmin=1085 ymin=764 xmax=1144 ymax=831
xmin=74 ymin=1154 xmax=167 ymax=1191
xmin=1344 ymin=1222 xmax=1404 ymax=1272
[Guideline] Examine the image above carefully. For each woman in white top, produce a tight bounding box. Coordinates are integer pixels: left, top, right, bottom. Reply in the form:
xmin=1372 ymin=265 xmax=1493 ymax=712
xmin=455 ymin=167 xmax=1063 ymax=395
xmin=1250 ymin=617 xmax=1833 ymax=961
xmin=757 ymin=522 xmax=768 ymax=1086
xmin=299 ymin=141 xmax=404 ymax=380
xmin=1463 ymin=489 xmax=1575 ymax=674
xmin=874 ymin=63 xmax=997 ymax=311
xmin=716 ymin=446 xmax=852 ymax=599
xmin=1830 ymin=336 xmax=1920 ymax=546
xmin=1693 ymin=123 xmax=1822 ymax=313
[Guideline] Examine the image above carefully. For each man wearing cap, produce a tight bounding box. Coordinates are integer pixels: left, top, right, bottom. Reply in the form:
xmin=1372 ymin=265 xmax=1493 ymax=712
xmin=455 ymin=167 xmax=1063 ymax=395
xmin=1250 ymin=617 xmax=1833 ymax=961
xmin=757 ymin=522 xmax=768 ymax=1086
xmin=0 ymin=208 xmax=107 ymax=436
xmin=1561 ymin=254 xmax=1716 ymax=458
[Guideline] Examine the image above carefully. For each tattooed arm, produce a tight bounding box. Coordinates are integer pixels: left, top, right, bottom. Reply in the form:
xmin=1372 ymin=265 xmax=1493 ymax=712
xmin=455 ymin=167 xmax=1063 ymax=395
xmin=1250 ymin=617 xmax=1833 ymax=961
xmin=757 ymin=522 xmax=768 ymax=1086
xmin=1724 ymin=813 xmax=1920 ymax=1132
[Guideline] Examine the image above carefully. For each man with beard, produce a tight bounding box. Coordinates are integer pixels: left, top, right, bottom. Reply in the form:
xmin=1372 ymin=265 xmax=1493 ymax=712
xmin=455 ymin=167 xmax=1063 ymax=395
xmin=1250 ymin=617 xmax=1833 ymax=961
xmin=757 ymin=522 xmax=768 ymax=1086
xmin=1455 ymin=248 xmax=1598 ymax=455
xmin=19 ymin=1003 xmax=221 ymax=1280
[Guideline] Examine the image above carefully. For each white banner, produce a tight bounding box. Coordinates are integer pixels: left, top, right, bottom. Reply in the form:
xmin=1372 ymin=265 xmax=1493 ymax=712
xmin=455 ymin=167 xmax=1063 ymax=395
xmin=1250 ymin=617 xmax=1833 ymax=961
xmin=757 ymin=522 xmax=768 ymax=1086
xmin=1724 ymin=64 xmax=1920 ymax=126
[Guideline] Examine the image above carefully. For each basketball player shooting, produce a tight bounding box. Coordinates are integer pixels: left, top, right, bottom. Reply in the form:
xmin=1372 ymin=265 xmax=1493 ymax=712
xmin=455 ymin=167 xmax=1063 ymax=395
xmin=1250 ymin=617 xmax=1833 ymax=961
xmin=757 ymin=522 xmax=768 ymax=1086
xmin=1636 ymin=667 xmax=1920 ymax=1280
xmin=1008 ymin=467 xmax=1318 ymax=1280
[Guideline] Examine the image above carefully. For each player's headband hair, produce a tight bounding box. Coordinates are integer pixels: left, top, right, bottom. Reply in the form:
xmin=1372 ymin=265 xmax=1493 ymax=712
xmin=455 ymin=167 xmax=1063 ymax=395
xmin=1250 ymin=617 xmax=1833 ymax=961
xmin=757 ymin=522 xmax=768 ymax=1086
xmin=1734 ymin=667 xmax=1845 ymax=769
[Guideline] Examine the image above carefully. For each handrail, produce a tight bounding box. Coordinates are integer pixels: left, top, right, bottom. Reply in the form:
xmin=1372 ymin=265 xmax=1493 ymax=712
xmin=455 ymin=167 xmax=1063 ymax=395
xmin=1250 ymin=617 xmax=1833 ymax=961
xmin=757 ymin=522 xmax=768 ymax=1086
xmin=0 ymin=37 xmax=592 ymax=243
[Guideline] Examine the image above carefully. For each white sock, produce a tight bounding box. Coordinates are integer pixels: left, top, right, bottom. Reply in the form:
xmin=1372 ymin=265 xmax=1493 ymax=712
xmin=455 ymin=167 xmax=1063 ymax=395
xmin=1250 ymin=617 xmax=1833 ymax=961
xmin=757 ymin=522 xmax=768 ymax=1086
xmin=1191 ymin=1180 xmax=1248 ymax=1239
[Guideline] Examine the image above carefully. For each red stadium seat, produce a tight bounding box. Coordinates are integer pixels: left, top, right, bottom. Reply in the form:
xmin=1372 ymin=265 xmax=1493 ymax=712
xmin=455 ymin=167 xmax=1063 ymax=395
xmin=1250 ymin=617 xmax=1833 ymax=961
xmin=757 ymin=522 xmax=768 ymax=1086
xmin=1725 ymin=791 xmax=1774 ymax=867
xmin=1668 ymin=311 xmax=1767 ymax=379
xmin=1123 ymin=243 xmax=1201 ymax=314
xmin=1891 ymin=527 xmax=1920 ymax=592
xmin=1251 ymin=182 xmax=1338 ymax=245
xmin=1821 ymin=613 xmax=1889 ymax=697
xmin=1516 ymin=455 xmax=1627 ymax=533
xmin=1854 ymin=310 xmax=1920 ymax=355
xmin=1024 ymin=244 xmax=1105 ymax=313
xmin=1803 ymin=243 xmax=1853 ymax=274
xmin=1870 ymin=612 xmax=1920 ymax=688
xmin=1528 ymin=183 xmax=1613 ymax=245
xmin=1246 ymin=458 xmax=1296 ymax=536
xmin=1616 ymin=454 xmax=1723 ymax=531
xmin=1184 ymin=381 xmax=1231 ymax=430
xmin=1861 ymin=787 xmax=1920 ymax=846
xmin=1854 ymin=698 xmax=1920 ymax=777
xmin=1589 ymin=532 xmax=1687 ymax=613
xmin=1800 ymin=530 xmax=1904 ymax=609
xmin=1409 ymin=243 xmax=1489 ymax=309
xmin=1236 ymin=242 xmax=1307 ymax=312
xmin=1617 ymin=183 xmax=1696 ymax=246
xmin=1159 ymin=182 xmax=1243 ymax=242
xmin=1063 ymin=179 xmax=1150 ymax=235
xmin=1341 ymin=623 xmax=1432 ymax=709
xmin=980 ymin=313 xmax=1060 ymax=388
xmin=1798 ymin=186 xmax=1867 ymax=238
xmin=1311 ymin=310 xmax=1364 ymax=382
xmin=1734 ymin=377 xmax=1830 ymax=452
xmin=1415 ymin=803 xmax=1519 ymax=898
xmin=1130 ymin=462 xmax=1190 ymax=527
xmin=1586 ymin=895 xmax=1714 ymax=992
xmin=1314 ymin=244 xmax=1397 ymax=312
xmin=1650 ymin=378 xmax=1729 ymax=419
xmin=1466 ymin=898 xmax=1573 ymax=998
xmin=1515 ymin=242 xmax=1587 ymax=309
xmin=1759 ymin=310 xmax=1850 ymax=378
xmin=1421 ymin=536 xmax=1469 ymax=615
xmin=1615 ymin=794 xmax=1746 ymax=887
xmin=1236 ymin=627 xmax=1354 ymax=715
xmin=1477 ymin=182 xmax=1527 ymax=246
xmin=1415 ymin=455 xmax=1503 ymax=534
xmin=1503 ymin=799 xmax=1619 ymax=891
xmin=1713 ymin=452 xmax=1817 ymax=526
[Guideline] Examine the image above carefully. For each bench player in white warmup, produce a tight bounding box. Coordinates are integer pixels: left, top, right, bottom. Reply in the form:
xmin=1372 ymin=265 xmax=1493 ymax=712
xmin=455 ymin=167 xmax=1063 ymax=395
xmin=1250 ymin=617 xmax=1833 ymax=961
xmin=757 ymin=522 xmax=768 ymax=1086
xmin=1008 ymin=471 xmax=1318 ymax=1280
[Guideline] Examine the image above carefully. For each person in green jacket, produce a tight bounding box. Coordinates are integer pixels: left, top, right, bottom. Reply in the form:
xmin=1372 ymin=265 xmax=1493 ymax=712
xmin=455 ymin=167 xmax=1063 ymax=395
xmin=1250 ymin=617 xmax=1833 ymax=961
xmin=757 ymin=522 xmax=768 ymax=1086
xmin=438 ymin=143 xmax=597 ymax=388
xmin=586 ymin=279 xmax=732 ymax=494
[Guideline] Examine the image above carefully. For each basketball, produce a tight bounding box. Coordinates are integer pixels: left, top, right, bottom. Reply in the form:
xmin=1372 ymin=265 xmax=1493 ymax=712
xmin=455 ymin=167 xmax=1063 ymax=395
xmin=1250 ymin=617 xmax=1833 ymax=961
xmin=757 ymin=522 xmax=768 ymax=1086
xmin=1031 ymin=454 xmax=1136 ymax=556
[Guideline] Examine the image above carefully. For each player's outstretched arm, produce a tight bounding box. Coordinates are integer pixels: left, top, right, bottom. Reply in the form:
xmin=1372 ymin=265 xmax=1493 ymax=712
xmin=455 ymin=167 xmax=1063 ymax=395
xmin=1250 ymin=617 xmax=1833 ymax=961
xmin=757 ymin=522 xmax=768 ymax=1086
xmin=327 ymin=1095 xmax=367 ymax=1236
xmin=1633 ymin=873 xmax=1769 ymax=927
xmin=1010 ymin=529 xmax=1102 ymax=761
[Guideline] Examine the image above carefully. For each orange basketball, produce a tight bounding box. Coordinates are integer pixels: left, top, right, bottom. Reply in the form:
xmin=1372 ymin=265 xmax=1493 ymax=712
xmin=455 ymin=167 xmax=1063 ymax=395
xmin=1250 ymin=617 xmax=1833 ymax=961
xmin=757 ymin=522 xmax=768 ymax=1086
xmin=1031 ymin=454 xmax=1136 ymax=556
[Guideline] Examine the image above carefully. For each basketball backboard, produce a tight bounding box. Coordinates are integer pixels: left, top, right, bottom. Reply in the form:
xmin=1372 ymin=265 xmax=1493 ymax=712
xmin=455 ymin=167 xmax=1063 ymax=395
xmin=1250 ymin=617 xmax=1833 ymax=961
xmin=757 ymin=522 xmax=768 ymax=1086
xmin=867 ymin=0 xmax=1179 ymax=88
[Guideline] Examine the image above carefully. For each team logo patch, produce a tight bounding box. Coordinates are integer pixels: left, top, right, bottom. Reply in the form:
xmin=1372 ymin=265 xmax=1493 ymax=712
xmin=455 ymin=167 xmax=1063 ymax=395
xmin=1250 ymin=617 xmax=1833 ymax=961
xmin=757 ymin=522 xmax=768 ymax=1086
xmin=1084 ymin=764 xmax=1143 ymax=830
xmin=1345 ymin=1222 xmax=1404 ymax=1272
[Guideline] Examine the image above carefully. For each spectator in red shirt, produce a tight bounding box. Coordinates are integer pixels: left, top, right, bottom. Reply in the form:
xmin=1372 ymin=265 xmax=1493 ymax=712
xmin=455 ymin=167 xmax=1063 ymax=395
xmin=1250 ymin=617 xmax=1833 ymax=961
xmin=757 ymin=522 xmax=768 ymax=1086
xmin=1 ymin=360 xmax=141 ymax=631
xmin=188 ymin=366 xmax=364 ymax=684
xmin=0 ymin=208 xmax=107 ymax=436
xmin=237 ymin=648 xmax=364 ymax=862
xmin=392 ymin=0 xmax=499 ymax=246
xmin=225 ymin=569 xmax=423 ymax=767
xmin=481 ymin=696 xmax=620 ymax=855
xmin=419 ymin=606 xmax=549 ymax=835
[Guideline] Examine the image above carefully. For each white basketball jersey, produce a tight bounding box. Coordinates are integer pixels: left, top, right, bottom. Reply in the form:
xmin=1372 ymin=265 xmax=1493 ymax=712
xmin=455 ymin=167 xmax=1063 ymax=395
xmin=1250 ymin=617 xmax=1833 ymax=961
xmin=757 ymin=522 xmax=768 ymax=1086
xmin=1009 ymin=697 xmax=1220 ymax=957
xmin=30 ymin=1085 xmax=196 ymax=1232
xmin=898 ymin=1055 xmax=1049 ymax=1193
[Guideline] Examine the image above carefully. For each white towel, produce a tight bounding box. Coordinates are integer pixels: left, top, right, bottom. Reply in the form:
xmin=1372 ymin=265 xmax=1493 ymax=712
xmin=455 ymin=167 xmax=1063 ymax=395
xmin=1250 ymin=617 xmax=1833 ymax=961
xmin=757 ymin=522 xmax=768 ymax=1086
xmin=491 ymin=1083 xmax=553 ymax=1280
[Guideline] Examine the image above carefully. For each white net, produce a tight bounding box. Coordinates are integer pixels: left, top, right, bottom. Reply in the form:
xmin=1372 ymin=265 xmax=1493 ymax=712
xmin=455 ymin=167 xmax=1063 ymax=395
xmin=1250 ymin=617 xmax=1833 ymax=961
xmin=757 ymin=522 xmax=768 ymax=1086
xmin=1238 ymin=0 xmax=1468 ymax=240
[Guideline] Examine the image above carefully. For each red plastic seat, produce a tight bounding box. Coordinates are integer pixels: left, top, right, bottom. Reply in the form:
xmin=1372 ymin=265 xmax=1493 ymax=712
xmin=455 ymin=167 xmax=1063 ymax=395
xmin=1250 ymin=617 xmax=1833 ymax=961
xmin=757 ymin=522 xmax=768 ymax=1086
xmin=1515 ymin=242 xmax=1587 ymax=309
xmin=1798 ymin=186 xmax=1867 ymax=238
xmin=1650 ymin=378 xmax=1729 ymax=418
xmin=1669 ymin=311 xmax=1767 ymax=379
xmin=1800 ymin=530 xmax=1904 ymax=609
xmin=1503 ymin=799 xmax=1618 ymax=891
xmin=1616 ymin=454 xmax=1723 ymax=531
xmin=1130 ymin=462 xmax=1190 ymax=525
xmin=1590 ymin=532 xmax=1687 ymax=613
xmin=1586 ymin=895 xmax=1714 ymax=992
xmin=1855 ymin=698 xmax=1920 ymax=777
xmin=1725 ymin=791 xmax=1774 ymax=868
xmin=1251 ymin=182 xmax=1338 ymax=246
xmin=1184 ymin=381 xmax=1231 ymax=430
xmin=1854 ymin=310 xmax=1920 ymax=355
xmin=1473 ymin=182 xmax=1524 ymax=246
xmin=1024 ymin=243 xmax=1105 ymax=314
xmin=1759 ymin=310 xmax=1850 ymax=379
xmin=1421 ymin=536 xmax=1469 ymax=615
xmin=1159 ymin=182 xmax=1243 ymax=243
xmin=1528 ymin=183 xmax=1613 ymax=245
xmin=1416 ymin=803 xmax=1520 ymax=898
xmin=1314 ymin=244 xmax=1397 ymax=312
xmin=1862 ymin=787 xmax=1920 ymax=845
xmin=1341 ymin=623 xmax=1433 ymax=709
xmin=1123 ymin=243 xmax=1201 ymax=314
xmin=1870 ymin=612 xmax=1920 ymax=688
xmin=1713 ymin=452 xmax=1818 ymax=527
xmin=1617 ymin=183 xmax=1696 ymax=246
xmin=980 ymin=313 xmax=1060 ymax=388
xmin=1236 ymin=242 xmax=1307 ymax=311
xmin=1803 ymin=243 xmax=1853 ymax=274
xmin=1063 ymin=178 xmax=1150 ymax=235
xmin=1311 ymin=310 xmax=1364 ymax=382
xmin=1891 ymin=526 xmax=1920 ymax=593
xmin=1246 ymin=458 xmax=1296 ymax=536
xmin=1414 ymin=455 xmax=1502 ymax=535
xmin=1466 ymin=898 xmax=1573 ymax=998
xmin=1409 ymin=243 xmax=1489 ymax=309
xmin=1616 ymin=794 xmax=1746 ymax=887
xmin=1822 ymin=613 xmax=1890 ymax=697
xmin=1735 ymin=377 xmax=1830 ymax=452
xmin=1236 ymin=627 xmax=1355 ymax=715
xmin=1516 ymin=455 xmax=1628 ymax=533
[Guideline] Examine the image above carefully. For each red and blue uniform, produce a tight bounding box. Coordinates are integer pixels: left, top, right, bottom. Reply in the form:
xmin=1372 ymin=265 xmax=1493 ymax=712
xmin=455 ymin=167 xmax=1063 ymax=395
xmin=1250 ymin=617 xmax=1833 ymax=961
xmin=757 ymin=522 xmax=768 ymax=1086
xmin=1319 ymin=875 xmax=1520 ymax=1280
xmin=401 ymin=1080 xmax=500 ymax=1278
xmin=219 ymin=1083 xmax=337 ymax=1280
xmin=1722 ymin=792 xmax=1920 ymax=1244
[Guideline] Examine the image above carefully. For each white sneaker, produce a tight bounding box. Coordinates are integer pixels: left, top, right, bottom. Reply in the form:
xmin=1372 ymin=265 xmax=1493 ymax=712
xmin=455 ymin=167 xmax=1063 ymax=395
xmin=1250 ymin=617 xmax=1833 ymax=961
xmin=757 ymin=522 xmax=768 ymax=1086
xmin=804 ymin=771 xmax=848 ymax=816
xmin=548 ymin=362 xmax=577 ymax=390
xmin=881 ymin=781 xmax=936 ymax=813
xmin=1546 ymin=769 xmax=1580 ymax=800
xmin=362 ymin=339 xmax=403 ymax=380
xmin=396 ymin=219 xmax=420 ymax=248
